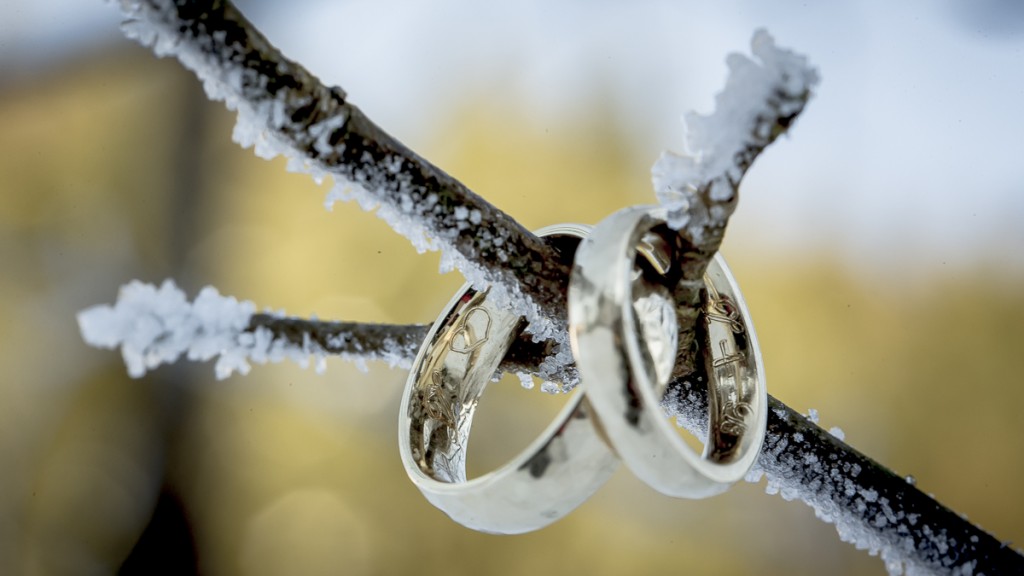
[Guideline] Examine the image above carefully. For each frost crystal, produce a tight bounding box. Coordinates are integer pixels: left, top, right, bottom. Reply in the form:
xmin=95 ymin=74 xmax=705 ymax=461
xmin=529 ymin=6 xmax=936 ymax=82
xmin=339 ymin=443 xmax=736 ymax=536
xmin=807 ymin=408 xmax=820 ymax=424
xmin=652 ymin=29 xmax=819 ymax=239
xmin=116 ymin=0 xmax=566 ymax=349
xmin=516 ymin=372 xmax=535 ymax=390
xmin=78 ymin=279 xmax=255 ymax=378
xmin=667 ymin=392 xmax=986 ymax=574
xmin=77 ymin=280 xmax=410 ymax=379
xmin=540 ymin=381 xmax=564 ymax=394
xmin=748 ymin=407 xmax=981 ymax=575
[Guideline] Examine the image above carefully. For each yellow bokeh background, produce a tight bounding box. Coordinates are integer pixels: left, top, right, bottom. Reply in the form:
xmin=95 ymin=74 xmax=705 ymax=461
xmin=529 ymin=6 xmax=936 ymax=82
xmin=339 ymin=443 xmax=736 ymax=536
xmin=2 ymin=46 xmax=1022 ymax=576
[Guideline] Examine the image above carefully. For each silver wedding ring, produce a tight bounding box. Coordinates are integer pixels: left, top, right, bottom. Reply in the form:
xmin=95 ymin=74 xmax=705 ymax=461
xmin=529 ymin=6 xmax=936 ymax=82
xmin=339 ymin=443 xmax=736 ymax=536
xmin=569 ymin=205 xmax=767 ymax=498
xmin=399 ymin=224 xmax=619 ymax=534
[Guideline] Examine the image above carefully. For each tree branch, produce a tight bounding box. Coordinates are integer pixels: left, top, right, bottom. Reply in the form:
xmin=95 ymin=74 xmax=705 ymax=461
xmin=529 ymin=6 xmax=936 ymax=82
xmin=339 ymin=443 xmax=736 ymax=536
xmin=117 ymin=0 xmax=570 ymax=343
xmin=91 ymin=1 xmax=1024 ymax=574
xmin=650 ymin=30 xmax=819 ymax=379
xmin=80 ymin=280 xmax=1024 ymax=574
xmin=76 ymin=279 xmax=571 ymax=383
xmin=249 ymin=313 xmax=568 ymax=382
xmin=665 ymin=380 xmax=1023 ymax=575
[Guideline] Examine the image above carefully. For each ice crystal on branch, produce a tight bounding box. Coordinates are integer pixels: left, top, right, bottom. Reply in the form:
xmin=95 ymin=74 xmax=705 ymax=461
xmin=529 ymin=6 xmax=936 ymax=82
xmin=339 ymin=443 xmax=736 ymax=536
xmin=653 ymin=29 xmax=818 ymax=243
xmin=77 ymin=280 xmax=419 ymax=379
xmin=748 ymin=406 xmax=986 ymax=576
xmin=78 ymin=280 xmax=258 ymax=378
xmin=115 ymin=0 xmax=571 ymax=344
xmin=665 ymin=380 xmax=999 ymax=576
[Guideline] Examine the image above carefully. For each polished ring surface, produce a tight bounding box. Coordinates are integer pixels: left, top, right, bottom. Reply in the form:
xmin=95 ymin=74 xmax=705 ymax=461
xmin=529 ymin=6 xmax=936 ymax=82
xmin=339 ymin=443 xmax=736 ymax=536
xmin=568 ymin=205 xmax=767 ymax=498
xmin=399 ymin=224 xmax=618 ymax=534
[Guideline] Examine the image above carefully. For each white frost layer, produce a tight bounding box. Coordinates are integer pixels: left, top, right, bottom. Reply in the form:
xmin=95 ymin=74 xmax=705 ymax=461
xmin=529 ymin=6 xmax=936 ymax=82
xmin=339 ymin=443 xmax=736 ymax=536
xmin=327 ymin=178 xmax=563 ymax=348
xmin=745 ymin=409 xmax=978 ymax=576
xmin=118 ymin=0 xmax=560 ymax=348
xmin=664 ymin=390 xmax=974 ymax=575
xmin=77 ymin=280 xmax=410 ymax=379
xmin=79 ymin=279 xmax=256 ymax=378
xmin=652 ymin=29 xmax=819 ymax=239
xmin=118 ymin=0 xmax=338 ymax=185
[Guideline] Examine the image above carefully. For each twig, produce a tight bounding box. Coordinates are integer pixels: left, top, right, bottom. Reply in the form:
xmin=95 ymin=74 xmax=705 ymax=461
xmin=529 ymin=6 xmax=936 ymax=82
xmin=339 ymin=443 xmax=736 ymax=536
xmin=251 ymin=313 xmax=569 ymax=383
xmin=116 ymin=0 xmax=570 ymax=343
xmin=248 ymin=314 xmax=428 ymax=367
xmin=114 ymin=0 xmax=809 ymax=381
xmin=76 ymin=279 xmax=571 ymax=383
xmin=666 ymin=380 xmax=1023 ymax=575
xmin=650 ymin=29 xmax=818 ymax=379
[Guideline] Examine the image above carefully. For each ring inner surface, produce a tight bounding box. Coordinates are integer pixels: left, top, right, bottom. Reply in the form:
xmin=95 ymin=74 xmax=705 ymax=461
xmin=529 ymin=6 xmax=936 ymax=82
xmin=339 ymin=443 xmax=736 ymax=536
xmin=406 ymin=288 xmax=522 ymax=483
xmin=631 ymin=254 xmax=679 ymax=398
xmin=702 ymin=261 xmax=758 ymax=463
xmin=632 ymin=225 xmax=752 ymax=463
xmin=405 ymin=233 xmax=587 ymax=484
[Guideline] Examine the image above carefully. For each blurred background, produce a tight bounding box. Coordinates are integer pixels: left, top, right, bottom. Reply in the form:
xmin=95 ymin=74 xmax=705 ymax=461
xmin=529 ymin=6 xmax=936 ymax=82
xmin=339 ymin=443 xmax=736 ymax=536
xmin=2 ymin=0 xmax=1023 ymax=574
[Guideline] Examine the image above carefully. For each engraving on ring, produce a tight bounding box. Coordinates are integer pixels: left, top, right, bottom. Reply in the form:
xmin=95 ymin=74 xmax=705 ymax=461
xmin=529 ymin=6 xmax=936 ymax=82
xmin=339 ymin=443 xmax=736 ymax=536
xmin=449 ymin=306 xmax=492 ymax=354
xmin=717 ymin=391 xmax=752 ymax=436
xmin=705 ymin=293 xmax=745 ymax=335
xmin=712 ymin=339 xmax=745 ymax=368
xmin=711 ymin=340 xmax=749 ymax=435
xmin=432 ymin=445 xmax=465 ymax=483
xmin=416 ymin=303 xmax=495 ymax=481
xmin=705 ymin=284 xmax=751 ymax=438
xmin=425 ymin=369 xmax=458 ymax=430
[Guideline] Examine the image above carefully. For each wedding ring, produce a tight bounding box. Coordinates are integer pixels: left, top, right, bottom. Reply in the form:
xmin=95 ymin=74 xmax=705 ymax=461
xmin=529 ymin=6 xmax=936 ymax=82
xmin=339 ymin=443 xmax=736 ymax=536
xmin=399 ymin=224 xmax=618 ymax=534
xmin=568 ymin=205 xmax=767 ymax=498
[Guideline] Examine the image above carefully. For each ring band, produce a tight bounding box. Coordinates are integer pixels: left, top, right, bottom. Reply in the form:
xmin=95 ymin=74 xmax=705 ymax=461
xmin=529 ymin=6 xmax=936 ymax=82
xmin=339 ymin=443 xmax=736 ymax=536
xmin=399 ymin=224 xmax=618 ymax=534
xmin=568 ymin=205 xmax=767 ymax=498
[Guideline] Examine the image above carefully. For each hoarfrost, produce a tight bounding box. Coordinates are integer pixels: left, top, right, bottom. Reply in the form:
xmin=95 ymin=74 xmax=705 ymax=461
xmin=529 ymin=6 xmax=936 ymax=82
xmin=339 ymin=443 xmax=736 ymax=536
xmin=121 ymin=0 xmax=453 ymax=264
xmin=78 ymin=279 xmax=254 ymax=378
xmin=117 ymin=0 xmax=562 ymax=349
xmin=807 ymin=408 xmax=820 ymax=424
xmin=516 ymin=372 xmax=535 ymax=390
xmin=748 ymin=406 xmax=981 ymax=575
xmin=652 ymin=29 xmax=818 ymax=239
xmin=325 ymin=170 xmax=562 ymax=345
xmin=77 ymin=279 xmax=411 ymax=379
xmin=119 ymin=1 xmax=342 ymax=171
xmin=540 ymin=381 xmax=564 ymax=394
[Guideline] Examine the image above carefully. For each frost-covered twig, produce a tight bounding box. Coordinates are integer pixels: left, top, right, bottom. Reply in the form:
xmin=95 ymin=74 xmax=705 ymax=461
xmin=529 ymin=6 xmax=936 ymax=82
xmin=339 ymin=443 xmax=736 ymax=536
xmin=113 ymin=0 xmax=810 ymax=381
xmin=665 ymin=380 xmax=1023 ymax=575
xmin=654 ymin=30 xmax=817 ymax=251
xmin=116 ymin=0 xmax=570 ymax=343
xmin=652 ymin=29 xmax=818 ymax=378
xmin=78 ymin=280 xmax=570 ymax=382
xmin=248 ymin=313 xmax=428 ymax=373
xmin=250 ymin=313 xmax=573 ymax=384
xmin=77 ymin=280 xmax=421 ymax=378
xmin=645 ymin=33 xmax=1021 ymax=572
